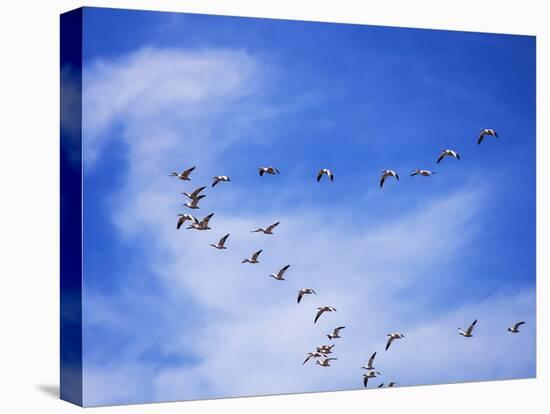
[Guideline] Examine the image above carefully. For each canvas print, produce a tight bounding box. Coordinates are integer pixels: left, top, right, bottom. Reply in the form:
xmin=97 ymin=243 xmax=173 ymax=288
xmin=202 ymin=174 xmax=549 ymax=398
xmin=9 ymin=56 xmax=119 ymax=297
xmin=60 ymin=7 xmax=536 ymax=407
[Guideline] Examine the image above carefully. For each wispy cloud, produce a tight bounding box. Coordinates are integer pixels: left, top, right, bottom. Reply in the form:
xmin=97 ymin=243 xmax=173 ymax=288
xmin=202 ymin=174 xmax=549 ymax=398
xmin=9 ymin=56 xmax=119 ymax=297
xmin=81 ymin=46 xmax=534 ymax=406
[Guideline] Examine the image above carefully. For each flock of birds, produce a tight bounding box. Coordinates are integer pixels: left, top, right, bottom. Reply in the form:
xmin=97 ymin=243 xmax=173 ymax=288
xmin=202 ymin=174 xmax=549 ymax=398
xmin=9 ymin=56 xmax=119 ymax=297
xmin=169 ymin=127 xmax=526 ymax=389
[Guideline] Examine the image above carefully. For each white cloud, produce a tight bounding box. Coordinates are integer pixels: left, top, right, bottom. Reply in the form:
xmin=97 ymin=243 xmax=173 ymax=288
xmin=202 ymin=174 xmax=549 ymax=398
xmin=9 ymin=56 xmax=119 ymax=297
xmin=80 ymin=47 xmax=535 ymax=406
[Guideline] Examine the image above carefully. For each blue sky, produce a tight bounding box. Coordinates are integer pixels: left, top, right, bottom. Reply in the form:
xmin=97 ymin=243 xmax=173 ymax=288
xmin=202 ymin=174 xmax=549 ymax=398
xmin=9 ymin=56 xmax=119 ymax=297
xmin=77 ymin=7 xmax=535 ymax=406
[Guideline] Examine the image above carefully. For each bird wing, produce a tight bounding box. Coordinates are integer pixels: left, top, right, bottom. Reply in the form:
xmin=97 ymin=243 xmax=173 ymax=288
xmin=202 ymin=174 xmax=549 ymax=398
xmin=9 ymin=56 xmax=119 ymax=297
xmin=277 ymin=265 xmax=290 ymax=277
xmin=478 ymin=131 xmax=485 ymax=145
xmin=466 ymin=319 xmax=477 ymax=335
xmin=514 ymin=321 xmax=526 ymax=330
xmin=385 ymin=337 xmax=394 ymax=351
xmin=251 ymin=250 xmax=262 ymax=260
xmin=259 ymin=168 xmax=265 ymax=176
xmin=297 ymin=291 xmax=304 ymax=304
xmin=368 ymin=352 xmax=376 ymax=367
xmin=219 ymin=234 xmax=230 ymax=246
xmin=328 ymin=171 xmax=334 ymax=181
xmin=266 ymin=222 xmax=280 ymax=232
xmin=200 ymin=213 xmax=214 ymax=225
xmin=183 ymin=166 xmax=196 ymax=176
xmin=363 ymin=376 xmax=369 ymax=388
xmin=177 ymin=216 xmax=185 ymax=230
xmin=436 ymin=152 xmax=446 ymax=163
xmin=380 ymin=175 xmax=386 ymax=188
xmin=303 ymin=354 xmax=312 ymax=365
xmin=411 ymin=171 xmax=418 ymax=176
xmin=377 ymin=383 xmax=384 ymax=388
xmin=334 ymin=326 xmax=345 ymax=335
xmin=317 ymin=171 xmax=323 ymax=182
xmin=395 ymin=172 xmax=399 ymax=180
xmin=314 ymin=309 xmax=325 ymax=323
xmin=190 ymin=186 xmax=206 ymax=198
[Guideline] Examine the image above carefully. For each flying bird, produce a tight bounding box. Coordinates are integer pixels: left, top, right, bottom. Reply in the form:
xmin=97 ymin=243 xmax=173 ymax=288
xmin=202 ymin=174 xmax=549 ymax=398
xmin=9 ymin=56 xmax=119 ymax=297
xmin=251 ymin=221 xmax=280 ymax=235
xmin=317 ymin=168 xmax=334 ymax=182
xmin=303 ymin=352 xmax=324 ymax=365
xmin=316 ymin=357 xmax=337 ymax=367
xmin=478 ymin=128 xmax=498 ymax=145
xmin=242 ymin=249 xmax=262 ymax=264
xmin=297 ymin=288 xmax=316 ymax=304
xmin=169 ymin=166 xmax=195 ymax=180
xmin=362 ymin=371 xmax=381 ymax=388
xmin=385 ymin=333 xmax=405 ymax=351
xmin=212 ymin=176 xmax=231 ymax=187
xmin=187 ymin=213 xmax=214 ymax=230
xmin=259 ymin=166 xmax=280 ymax=176
xmin=380 ymin=170 xmax=399 ymax=188
xmin=437 ymin=149 xmax=461 ymax=163
xmin=182 ymin=186 xmax=206 ymax=200
xmin=314 ymin=306 xmax=337 ymax=323
xmin=176 ymin=214 xmax=196 ymax=230
xmin=209 ymin=234 xmax=230 ymax=250
xmin=361 ymin=352 xmax=377 ymax=371
xmin=327 ymin=326 xmax=346 ymax=340
xmin=269 ymin=264 xmax=290 ymax=281
xmin=410 ymin=169 xmax=435 ymax=177
xmin=458 ymin=319 xmax=477 ymax=337
xmin=316 ymin=344 xmax=335 ymax=355
xmin=183 ymin=194 xmax=205 ymax=209
xmin=507 ymin=321 xmax=526 ymax=333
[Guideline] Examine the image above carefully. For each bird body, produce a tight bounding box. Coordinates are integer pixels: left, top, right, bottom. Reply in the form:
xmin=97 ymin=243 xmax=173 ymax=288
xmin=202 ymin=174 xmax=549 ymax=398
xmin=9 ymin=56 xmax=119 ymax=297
xmin=297 ymin=288 xmax=316 ymax=304
xmin=458 ymin=319 xmax=477 ymax=337
xmin=385 ymin=333 xmax=405 ymax=351
xmin=212 ymin=176 xmax=231 ymax=187
xmin=251 ymin=221 xmax=280 ymax=235
xmin=437 ymin=149 xmax=461 ymax=163
xmin=242 ymin=249 xmax=262 ymax=264
xmin=259 ymin=166 xmax=280 ymax=176
xmin=209 ymin=234 xmax=230 ymax=249
xmin=478 ymin=128 xmax=498 ymax=144
xmin=380 ymin=170 xmax=399 ymax=188
xmin=170 ymin=166 xmax=195 ymax=180
xmin=269 ymin=264 xmax=290 ymax=281
xmin=314 ymin=306 xmax=337 ymax=323
xmin=410 ymin=169 xmax=435 ymax=177
xmin=317 ymin=168 xmax=334 ymax=182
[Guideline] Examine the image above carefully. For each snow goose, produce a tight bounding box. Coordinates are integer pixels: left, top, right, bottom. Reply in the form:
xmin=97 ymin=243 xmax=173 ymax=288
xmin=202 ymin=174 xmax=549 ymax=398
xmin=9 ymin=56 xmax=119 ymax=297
xmin=437 ymin=149 xmax=461 ymax=163
xmin=410 ymin=169 xmax=435 ymax=177
xmin=317 ymin=169 xmax=334 ymax=182
xmin=209 ymin=234 xmax=229 ymax=249
xmin=478 ymin=128 xmax=498 ymax=145
xmin=362 ymin=371 xmax=381 ymax=388
xmin=242 ymin=249 xmax=262 ymax=264
xmin=187 ymin=213 xmax=214 ymax=230
xmin=269 ymin=264 xmax=290 ymax=281
xmin=303 ymin=352 xmax=324 ymax=365
xmin=380 ymin=170 xmax=399 ymax=188
xmin=183 ymin=194 xmax=205 ymax=209
xmin=251 ymin=221 xmax=280 ymax=235
xmin=327 ymin=326 xmax=346 ymax=340
xmin=182 ymin=186 xmax=206 ymax=200
xmin=314 ymin=306 xmax=337 ymax=323
xmin=170 ymin=166 xmax=195 ymax=180
xmin=259 ymin=166 xmax=280 ymax=176
xmin=458 ymin=319 xmax=477 ymax=337
xmin=385 ymin=333 xmax=405 ymax=351
xmin=317 ymin=344 xmax=335 ymax=355
xmin=297 ymin=288 xmax=316 ymax=304
xmin=361 ymin=352 xmax=377 ymax=371
xmin=212 ymin=176 xmax=231 ymax=187
xmin=507 ymin=321 xmax=525 ymax=333
xmin=176 ymin=214 xmax=196 ymax=230
xmin=316 ymin=357 xmax=337 ymax=367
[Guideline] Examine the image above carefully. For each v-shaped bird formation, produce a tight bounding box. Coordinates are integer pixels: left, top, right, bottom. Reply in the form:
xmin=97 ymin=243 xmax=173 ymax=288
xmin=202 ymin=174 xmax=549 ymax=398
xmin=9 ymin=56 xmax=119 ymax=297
xmin=169 ymin=128 xmax=527 ymax=389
